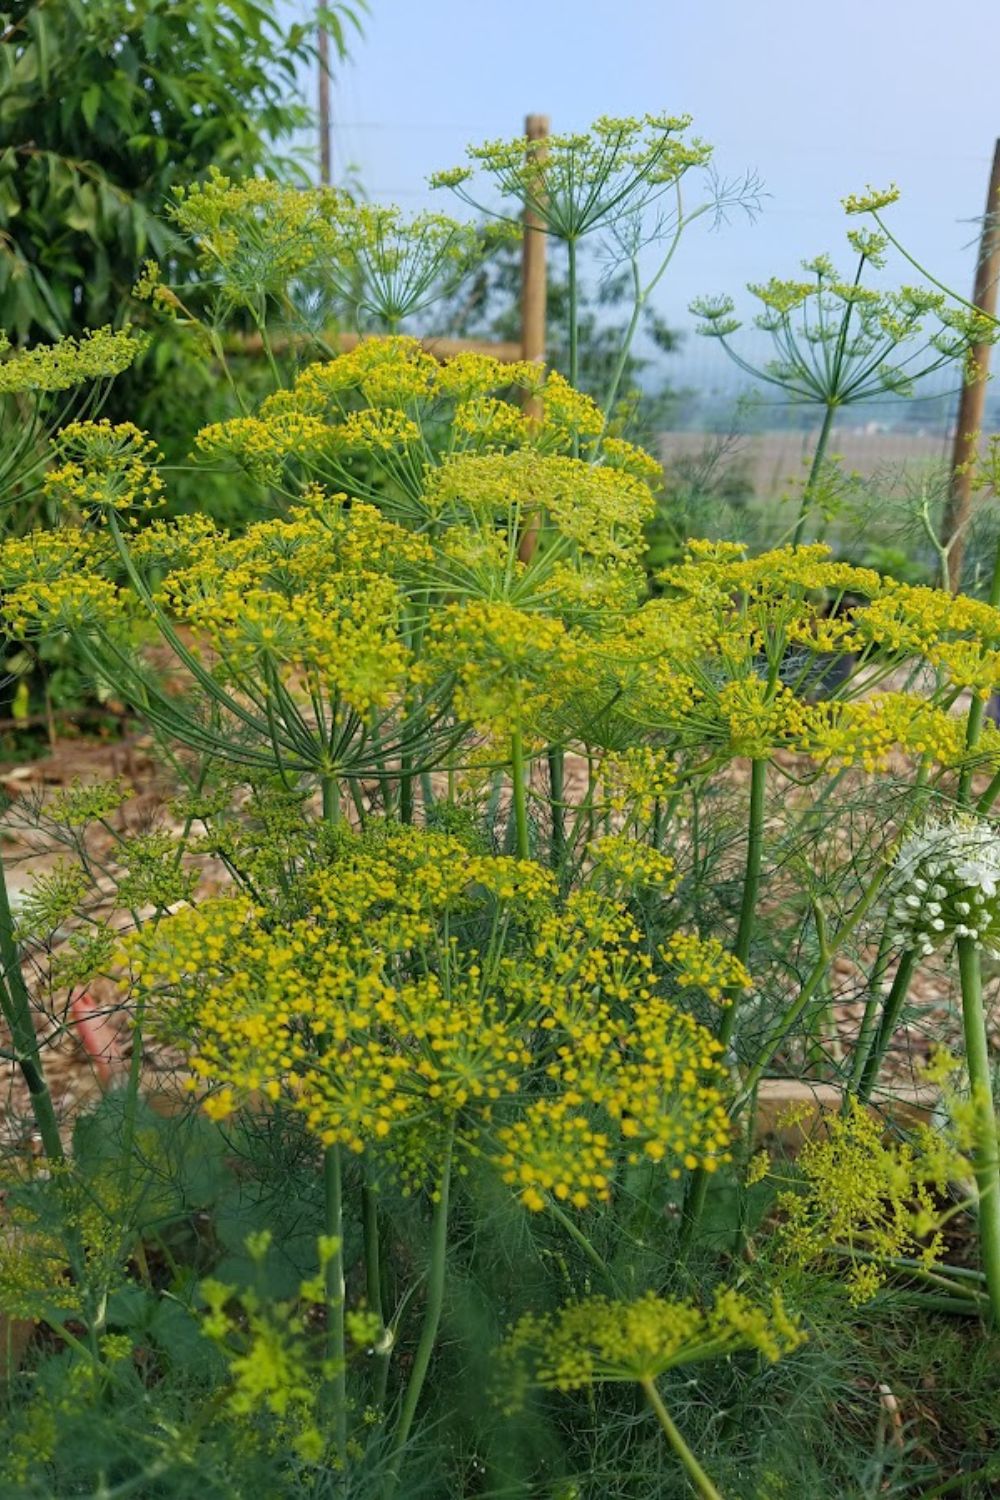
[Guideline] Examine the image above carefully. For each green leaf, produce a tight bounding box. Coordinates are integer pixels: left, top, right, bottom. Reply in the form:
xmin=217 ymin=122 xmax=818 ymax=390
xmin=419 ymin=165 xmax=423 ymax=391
xmin=81 ymin=82 xmax=101 ymax=130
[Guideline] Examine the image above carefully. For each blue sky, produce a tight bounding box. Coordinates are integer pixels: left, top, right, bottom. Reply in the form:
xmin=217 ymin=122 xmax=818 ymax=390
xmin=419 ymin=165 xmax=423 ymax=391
xmin=292 ymin=0 xmax=1000 ymax=373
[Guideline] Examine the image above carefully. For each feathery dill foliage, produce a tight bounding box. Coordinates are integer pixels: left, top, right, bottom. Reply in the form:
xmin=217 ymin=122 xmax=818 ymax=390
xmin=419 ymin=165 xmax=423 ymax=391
xmin=4 ymin=120 xmax=1000 ymax=1500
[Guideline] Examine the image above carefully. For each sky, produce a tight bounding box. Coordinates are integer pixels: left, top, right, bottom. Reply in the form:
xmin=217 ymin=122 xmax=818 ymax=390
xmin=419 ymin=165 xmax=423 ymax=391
xmin=293 ymin=0 xmax=1000 ymax=384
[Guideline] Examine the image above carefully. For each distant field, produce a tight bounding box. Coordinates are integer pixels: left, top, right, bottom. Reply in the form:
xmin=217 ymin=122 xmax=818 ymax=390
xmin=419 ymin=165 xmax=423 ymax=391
xmin=657 ymin=429 xmax=952 ymax=496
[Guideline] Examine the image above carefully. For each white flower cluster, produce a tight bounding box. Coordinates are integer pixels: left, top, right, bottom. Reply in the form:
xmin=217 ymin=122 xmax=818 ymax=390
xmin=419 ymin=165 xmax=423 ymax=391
xmin=887 ymin=815 xmax=1000 ymax=958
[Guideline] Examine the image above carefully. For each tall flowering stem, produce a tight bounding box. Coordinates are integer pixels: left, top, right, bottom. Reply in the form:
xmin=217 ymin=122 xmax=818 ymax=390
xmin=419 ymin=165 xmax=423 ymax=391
xmin=876 ymin=814 xmax=1000 ymax=1321
xmin=682 ymin=756 xmax=766 ymax=1245
xmin=385 ymin=1122 xmax=455 ymax=1498
xmin=0 ymin=851 xmax=63 ymax=1164
xmin=957 ymin=534 xmax=1000 ymax=1321
xmin=510 ymin=729 xmax=530 ymax=860
xmin=957 ymin=937 xmax=1000 ymax=1322
xmin=320 ymin=773 xmax=348 ymax=1461
xmin=638 ymin=1377 xmax=723 ymax=1500
xmin=322 ymin=1143 xmax=348 ymax=1464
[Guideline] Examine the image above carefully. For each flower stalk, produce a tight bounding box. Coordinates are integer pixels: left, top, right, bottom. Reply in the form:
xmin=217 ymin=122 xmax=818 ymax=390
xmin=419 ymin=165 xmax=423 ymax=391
xmin=639 ymin=1376 xmax=724 ymax=1500
xmin=385 ymin=1123 xmax=454 ymax=1498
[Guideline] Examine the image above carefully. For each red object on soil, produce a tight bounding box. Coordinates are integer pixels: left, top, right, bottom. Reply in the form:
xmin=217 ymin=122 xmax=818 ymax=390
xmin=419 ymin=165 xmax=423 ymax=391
xmin=68 ymin=993 xmax=125 ymax=1089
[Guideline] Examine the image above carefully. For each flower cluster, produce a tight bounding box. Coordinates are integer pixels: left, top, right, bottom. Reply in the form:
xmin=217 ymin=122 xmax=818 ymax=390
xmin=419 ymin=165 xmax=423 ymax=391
xmin=886 ymin=815 xmax=1000 ymax=957
xmin=169 ymin=169 xmax=346 ymax=308
xmin=497 ymin=1285 xmax=804 ymax=1398
xmin=432 ymin=114 xmax=712 ymax=241
xmin=420 ymin=599 xmax=591 ymax=742
xmin=44 ymin=420 xmax=164 ymax=516
xmin=0 ymin=326 xmax=144 ymax=394
xmin=156 ymin=493 xmax=427 ymax=722
xmin=588 ymin=833 xmax=678 ymax=894
xmin=777 ymin=1099 xmax=961 ymax=1303
xmin=692 ymin=243 xmax=996 ymax=407
xmin=660 ymin=931 xmax=752 ymax=1005
xmin=125 ymin=825 xmax=733 ymax=1207
xmin=195 ymin=336 xmax=646 ymax=510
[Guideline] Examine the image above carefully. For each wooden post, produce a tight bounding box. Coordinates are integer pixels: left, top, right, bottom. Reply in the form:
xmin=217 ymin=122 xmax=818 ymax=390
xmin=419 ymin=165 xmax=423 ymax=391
xmin=518 ymin=113 xmax=549 ymax=563
xmin=941 ymin=139 xmax=1000 ymax=591
xmin=520 ymin=114 xmax=549 ymax=376
xmin=317 ymin=1 xmax=332 ymax=185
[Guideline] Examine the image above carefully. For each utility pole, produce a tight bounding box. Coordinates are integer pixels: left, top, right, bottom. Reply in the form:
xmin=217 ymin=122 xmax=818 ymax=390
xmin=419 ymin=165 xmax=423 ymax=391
xmin=941 ymin=139 xmax=1000 ymax=591
xmin=318 ymin=0 xmax=332 ymax=185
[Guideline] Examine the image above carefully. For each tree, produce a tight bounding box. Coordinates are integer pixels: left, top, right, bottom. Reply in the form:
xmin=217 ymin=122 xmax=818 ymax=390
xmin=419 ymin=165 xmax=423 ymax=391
xmin=0 ymin=0 xmax=365 ymax=338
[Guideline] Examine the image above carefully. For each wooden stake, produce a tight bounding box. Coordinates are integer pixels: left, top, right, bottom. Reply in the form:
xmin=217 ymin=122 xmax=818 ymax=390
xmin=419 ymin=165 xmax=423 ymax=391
xmin=941 ymin=139 xmax=1000 ymax=591
xmin=518 ymin=113 xmax=549 ymax=562
xmin=318 ymin=0 xmax=332 ymax=185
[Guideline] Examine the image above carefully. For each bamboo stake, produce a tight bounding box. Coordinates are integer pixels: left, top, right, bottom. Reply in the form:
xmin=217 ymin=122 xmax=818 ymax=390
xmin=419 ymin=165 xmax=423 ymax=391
xmin=941 ymin=139 xmax=1000 ymax=591
xmin=518 ymin=113 xmax=549 ymax=564
xmin=317 ymin=1 xmax=332 ymax=186
xmin=225 ymin=330 xmax=525 ymax=363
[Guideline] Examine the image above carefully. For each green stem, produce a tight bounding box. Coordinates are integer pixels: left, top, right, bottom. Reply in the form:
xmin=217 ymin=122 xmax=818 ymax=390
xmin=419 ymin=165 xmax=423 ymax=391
xmin=0 ymin=848 xmax=63 ymax=1163
xmin=855 ymin=948 xmax=918 ymax=1103
xmin=322 ymin=774 xmax=341 ymax=825
xmin=683 ymin=758 xmax=766 ymax=1246
xmin=362 ymin=1175 xmax=388 ymax=1404
xmin=567 ymin=236 xmax=580 ymax=458
xmin=385 ymin=1125 xmax=454 ymax=1498
xmin=547 ymin=745 xmax=565 ymax=871
xmin=567 ymin=237 xmax=579 ymax=390
xmin=546 ymin=1201 xmax=615 ymax=1286
xmin=957 ymin=937 xmax=1000 ymax=1325
xmin=510 ymin=730 xmax=530 ymax=860
xmin=318 ymin=779 xmax=347 ymax=1460
xmin=792 ymin=401 xmax=836 ymax=546
xmin=719 ymin=758 xmax=767 ymax=1049
xmin=639 ymin=1377 xmax=724 ymax=1500
xmin=323 ymin=1144 xmax=348 ymax=1465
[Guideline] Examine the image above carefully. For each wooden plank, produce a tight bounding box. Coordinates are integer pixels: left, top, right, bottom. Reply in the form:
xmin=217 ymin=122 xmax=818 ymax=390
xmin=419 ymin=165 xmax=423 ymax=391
xmin=754 ymin=1077 xmax=937 ymax=1148
xmin=225 ymin=330 xmax=525 ymax=363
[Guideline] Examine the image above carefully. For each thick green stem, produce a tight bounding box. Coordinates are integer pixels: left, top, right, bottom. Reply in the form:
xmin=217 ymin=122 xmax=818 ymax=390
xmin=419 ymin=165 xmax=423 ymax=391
xmin=321 ymin=774 xmax=341 ymax=825
xmin=547 ymin=746 xmax=565 ymax=871
xmin=567 ymin=237 xmax=579 ymax=390
xmin=683 ymin=758 xmax=766 ymax=1246
xmin=510 ymin=730 xmax=530 ymax=861
xmin=385 ymin=1127 xmax=454 ymax=1498
xmin=855 ymin=948 xmax=918 ymax=1103
xmin=0 ymin=849 xmax=63 ymax=1163
xmin=318 ymin=780 xmax=347 ymax=1459
xmin=792 ymin=402 xmax=836 ymax=546
xmin=567 ymin=236 xmax=580 ymax=458
xmin=957 ymin=937 xmax=1000 ymax=1325
xmin=361 ymin=1175 xmax=388 ymax=1404
xmin=639 ymin=1377 xmax=724 ymax=1500
xmin=323 ymin=1144 xmax=348 ymax=1465
xmin=846 ymin=931 xmax=893 ymax=1096
xmin=719 ymin=758 xmax=767 ymax=1049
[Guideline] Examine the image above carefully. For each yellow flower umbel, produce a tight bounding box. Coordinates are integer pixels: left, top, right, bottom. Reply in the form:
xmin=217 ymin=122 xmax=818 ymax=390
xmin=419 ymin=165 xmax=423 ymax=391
xmin=498 ymin=1286 xmax=803 ymax=1500
xmin=777 ymin=1099 xmax=965 ymax=1304
xmin=0 ymin=326 xmax=144 ymax=394
xmin=195 ymin=334 xmax=660 ymax=532
xmin=44 ymin=420 xmax=164 ymax=519
xmin=126 ymin=824 xmax=733 ymax=1208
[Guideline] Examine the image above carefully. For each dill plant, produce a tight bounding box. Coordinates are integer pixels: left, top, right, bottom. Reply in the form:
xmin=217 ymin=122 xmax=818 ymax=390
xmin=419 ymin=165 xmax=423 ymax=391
xmin=692 ymin=231 xmax=995 ymax=544
xmin=5 ymin=124 xmax=1000 ymax=1499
